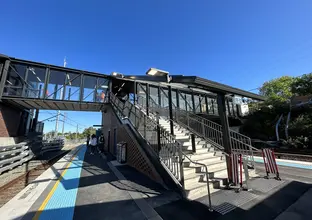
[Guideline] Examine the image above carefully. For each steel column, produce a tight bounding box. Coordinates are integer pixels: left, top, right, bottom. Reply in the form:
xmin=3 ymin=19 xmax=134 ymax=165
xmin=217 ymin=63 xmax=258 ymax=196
xmin=22 ymin=67 xmax=29 ymax=97
xmin=191 ymin=92 xmax=196 ymax=113
xmin=0 ymin=60 xmax=10 ymax=99
xmin=43 ymin=67 xmax=50 ymax=99
xmin=168 ymin=86 xmax=174 ymax=135
xmin=133 ymin=81 xmax=137 ymax=127
xmin=32 ymin=109 xmax=39 ymax=131
xmin=217 ymin=93 xmax=233 ymax=183
xmin=176 ymin=89 xmax=180 ymax=109
xmin=79 ymin=73 xmax=84 ymax=102
xmin=158 ymin=86 xmax=161 ymax=106
xmin=146 ymin=84 xmax=150 ymax=116
xmin=205 ymin=96 xmax=209 ymax=114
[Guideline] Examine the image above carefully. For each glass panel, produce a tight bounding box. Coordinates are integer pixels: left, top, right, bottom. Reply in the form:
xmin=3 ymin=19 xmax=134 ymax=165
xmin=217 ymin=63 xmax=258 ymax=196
xmin=149 ymin=86 xmax=159 ymax=106
xmin=201 ymin=96 xmax=207 ymax=113
xmin=4 ymin=63 xmax=27 ymax=97
xmin=64 ymin=72 xmax=81 ymax=101
xmin=185 ymin=93 xmax=193 ymax=111
xmin=137 ymin=83 xmax=147 ymax=107
xmin=46 ymin=69 xmax=66 ymax=100
xmin=83 ymin=75 xmax=97 ymax=102
xmin=25 ymin=66 xmax=46 ymax=98
xmin=160 ymin=88 xmax=169 ymax=108
xmin=194 ymin=95 xmax=200 ymax=113
xmin=96 ymin=77 xmax=109 ymax=103
xmin=178 ymin=91 xmax=186 ymax=110
xmin=172 ymin=90 xmax=177 ymax=109
xmin=213 ymin=98 xmax=218 ymax=115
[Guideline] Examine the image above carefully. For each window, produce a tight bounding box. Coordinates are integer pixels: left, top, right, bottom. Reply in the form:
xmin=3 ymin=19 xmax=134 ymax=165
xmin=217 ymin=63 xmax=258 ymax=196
xmin=4 ymin=63 xmax=27 ymax=97
xmin=25 ymin=66 xmax=46 ymax=98
xmin=47 ymin=69 xmax=66 ymax=100
xmin=82 ymin=76 xmax=97 ymax=102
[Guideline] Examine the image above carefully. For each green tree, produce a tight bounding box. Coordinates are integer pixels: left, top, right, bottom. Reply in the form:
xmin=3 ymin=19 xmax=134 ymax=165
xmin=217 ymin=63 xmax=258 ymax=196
xmin=291 ymin=73 xmax=312 ymax=96
xmin=259 ymin=76 xmax=295 ymax=104
xmin=82 ymin=127 xmax=96 ymax=137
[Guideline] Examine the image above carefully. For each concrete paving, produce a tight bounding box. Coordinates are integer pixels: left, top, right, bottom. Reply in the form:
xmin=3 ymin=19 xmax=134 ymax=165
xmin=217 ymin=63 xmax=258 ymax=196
xmin=1 ymin=145 xmax=312 ymax=220
xmin=1 ymin=146 xmax=171 ymax=220
xmin=274 ymin=188 xmax=312 ymax=220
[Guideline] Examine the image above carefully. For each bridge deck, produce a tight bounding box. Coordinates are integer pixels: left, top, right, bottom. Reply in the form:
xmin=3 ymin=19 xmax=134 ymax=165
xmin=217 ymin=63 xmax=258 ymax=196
xmin=0 ymin=145 xmax=311 ymax=220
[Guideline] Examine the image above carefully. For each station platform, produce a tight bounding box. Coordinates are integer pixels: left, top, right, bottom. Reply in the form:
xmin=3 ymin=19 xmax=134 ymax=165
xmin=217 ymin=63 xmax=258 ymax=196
xmin=0 ymin=145 xmax=181 ymax=220
xmin=0 ymin=145 xmax=312 ymax=220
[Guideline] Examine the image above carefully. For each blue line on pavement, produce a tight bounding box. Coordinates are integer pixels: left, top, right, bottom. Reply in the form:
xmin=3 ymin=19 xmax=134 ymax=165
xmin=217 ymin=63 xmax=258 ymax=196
xmin=39 ymin=146 xmax=87 ymax=220
xmin=254 ymin=157 xmax=312 ymax=170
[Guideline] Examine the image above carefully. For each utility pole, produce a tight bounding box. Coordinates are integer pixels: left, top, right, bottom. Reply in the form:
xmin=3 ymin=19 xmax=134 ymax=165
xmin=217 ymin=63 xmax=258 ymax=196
xmin=55 ymin=111 xmax=59 ymax=137
xmin=55 ymin=57 xmax=67 ymax=138
xmin=76 ymin=124 xmax=78 ymax=140
xmin=62 ymin=112 xmax=66 ymax=135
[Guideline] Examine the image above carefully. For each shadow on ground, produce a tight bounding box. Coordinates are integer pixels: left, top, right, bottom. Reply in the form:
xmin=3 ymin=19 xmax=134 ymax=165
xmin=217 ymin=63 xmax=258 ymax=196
xmin=14 ymin=147 xmax=312 ymax=220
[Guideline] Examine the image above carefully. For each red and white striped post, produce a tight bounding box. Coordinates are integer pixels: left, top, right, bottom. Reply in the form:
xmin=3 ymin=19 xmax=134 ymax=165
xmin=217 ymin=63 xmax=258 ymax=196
xmin=231 ymin=153 xmax=243 ymax=190
xmin=262 ymin=148 xmax=281 ymax=180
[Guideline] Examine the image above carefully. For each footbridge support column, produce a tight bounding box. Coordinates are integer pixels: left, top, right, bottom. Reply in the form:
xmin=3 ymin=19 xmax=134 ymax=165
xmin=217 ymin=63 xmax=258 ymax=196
xmin=217 ymin=93 xmax=233 ymax=184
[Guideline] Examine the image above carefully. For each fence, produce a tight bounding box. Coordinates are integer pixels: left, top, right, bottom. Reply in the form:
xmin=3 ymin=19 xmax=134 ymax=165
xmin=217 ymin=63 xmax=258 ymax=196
xmin=0 ymin=142 xmax=33 ymax=175
xmin=137 ymin=96 xmax=257 ymax=168
xmin=0 ymin=139 xmax=65 ymax=175
xmin=110 ymin=92 xmax=185 ymax=187
xmin=41 ymin=139 xmax=65 ymax=154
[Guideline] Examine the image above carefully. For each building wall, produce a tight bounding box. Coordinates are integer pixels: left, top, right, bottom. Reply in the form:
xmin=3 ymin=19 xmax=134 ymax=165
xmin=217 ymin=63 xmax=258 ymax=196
xmin=0 ymin=103 xmax=23 ymax=137
xmin=102 ymin=105 xmax=164 ymax=185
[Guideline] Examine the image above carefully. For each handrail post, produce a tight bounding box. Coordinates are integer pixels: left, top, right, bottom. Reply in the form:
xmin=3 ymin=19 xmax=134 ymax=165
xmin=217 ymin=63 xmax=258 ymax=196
xmin=205 ymin=166 xmax=213 ymax=212
xmin=178 ymin=142 xmax=185 ymax=188
xmin=144 ymin=114 xmax=147 ymax=139
xmin=168 ymin=86 xmax=174 ymax=135
xmin=191 ymin=133 xmax=196 ymax=153
xmin=156 ymin=113 xmax=161 ymax=153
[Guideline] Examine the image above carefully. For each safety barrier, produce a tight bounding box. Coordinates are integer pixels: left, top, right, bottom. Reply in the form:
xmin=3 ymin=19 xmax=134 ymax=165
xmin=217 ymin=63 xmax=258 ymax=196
xmin=231 ymin=153 xmax=242 ymax=187
xmin=41 ymin=139 xmax=64 ymax=154
xmin=0 ymin=139 xmax=64 ymax=175
xmin=0 ymin=142 xmax=33 ymax=175
xmin=262 ymin=148 xmax=281 ymax=180
xmin=230 ymin=153 xmax=253 ymax=192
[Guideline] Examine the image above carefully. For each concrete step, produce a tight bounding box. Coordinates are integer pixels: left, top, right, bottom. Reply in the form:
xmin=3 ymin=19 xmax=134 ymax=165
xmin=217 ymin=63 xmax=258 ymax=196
xmin=184 ymin=174 xmax=222 ymax=190
xmin=194 ymin=146 xmax=215 ymax=154
xmin=183 ymin=156 xmax=222 ymax=168
xmin=175 ymin=135 xmax=190 ymax=140
xmin=184 ymin=166 xmax=227 ymax=181
xmin=183 ymin=160 xmax=226 ymax=177
xmin=187 ymin=160 xmax=227 ymax=171
xmin=184 ymin=152 xmax=215 ymax=161
xmin=182 ymin=144 xmax=206 ymax=151
xmin=185 ymin=181 xmax=220 ymax=200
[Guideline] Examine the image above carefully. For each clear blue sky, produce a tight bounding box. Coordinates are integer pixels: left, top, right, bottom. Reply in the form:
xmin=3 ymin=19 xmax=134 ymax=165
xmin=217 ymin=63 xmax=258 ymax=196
xmin=1 ymin=0 xmax=312 ymax=132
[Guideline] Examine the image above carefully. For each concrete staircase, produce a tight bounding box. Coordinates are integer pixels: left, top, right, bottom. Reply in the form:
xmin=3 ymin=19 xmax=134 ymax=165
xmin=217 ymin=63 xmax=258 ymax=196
xmin=158 ymin=117 xmax=231 ymax=200
xmin=135 ymin=105 xmax=255 ymax=200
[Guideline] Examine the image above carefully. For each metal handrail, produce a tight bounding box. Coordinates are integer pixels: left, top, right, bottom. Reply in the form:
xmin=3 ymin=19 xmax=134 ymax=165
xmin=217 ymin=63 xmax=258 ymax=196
xmin=182 ymin=152 xmax=213 ymax=211
xmin=136 ymin=96 xmax=256 ymax=167
xmin=109 ymin=92 xmax=185 ymax=187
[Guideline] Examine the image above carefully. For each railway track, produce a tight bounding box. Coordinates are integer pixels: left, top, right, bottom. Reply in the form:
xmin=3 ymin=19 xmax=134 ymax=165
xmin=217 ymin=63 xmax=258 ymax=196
xmin=0 ymin=150 xmax=69 ymax=207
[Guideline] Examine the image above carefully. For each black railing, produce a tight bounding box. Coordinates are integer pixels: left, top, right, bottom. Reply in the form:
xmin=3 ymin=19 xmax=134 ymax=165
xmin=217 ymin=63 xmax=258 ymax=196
xmin=109 ymin=92 xmax=185 ymax=187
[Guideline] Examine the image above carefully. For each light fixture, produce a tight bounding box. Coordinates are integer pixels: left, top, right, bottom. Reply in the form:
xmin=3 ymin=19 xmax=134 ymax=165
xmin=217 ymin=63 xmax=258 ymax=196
xmin=6 ymin=80 xmax=13 ymax=85
xmin=146 ymin=68 xmax=169 ymax=76
xmin=111 ymin=72 xmax=124 ymax=78
xmin=36 ymin=76 xmax=41 ymax=82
